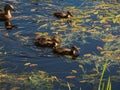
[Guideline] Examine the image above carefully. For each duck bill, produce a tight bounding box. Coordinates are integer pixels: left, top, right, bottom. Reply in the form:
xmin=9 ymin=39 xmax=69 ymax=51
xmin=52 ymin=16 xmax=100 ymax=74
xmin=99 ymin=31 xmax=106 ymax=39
xmin=69 ymin=13 xmax=73 ymax=17
xmin=12 ymin=8 xmax=16 ymax=12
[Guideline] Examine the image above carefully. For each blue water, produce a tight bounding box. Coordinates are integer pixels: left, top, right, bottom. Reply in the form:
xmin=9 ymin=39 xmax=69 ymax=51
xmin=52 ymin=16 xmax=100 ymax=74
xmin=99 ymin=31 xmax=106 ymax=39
xmin=0 ymin=0 xmax=120 ymax=90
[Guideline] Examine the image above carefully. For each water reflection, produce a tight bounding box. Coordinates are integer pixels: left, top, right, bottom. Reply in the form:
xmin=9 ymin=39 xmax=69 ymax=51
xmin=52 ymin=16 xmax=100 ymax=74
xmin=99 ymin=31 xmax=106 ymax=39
xmin=5 ymin=20 xmax=17 ymax=29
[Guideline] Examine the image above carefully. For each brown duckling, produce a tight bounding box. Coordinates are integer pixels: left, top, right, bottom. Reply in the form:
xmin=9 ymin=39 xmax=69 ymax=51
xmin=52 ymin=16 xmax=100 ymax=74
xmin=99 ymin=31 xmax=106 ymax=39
xmin=34 ymin=36 xmax=60 ymax=47
xmin=35 ymin=39 xmax=59 ymax=47
xmin=53 ymin=11 xmax=73 ymax=18
xmin=52 ymin=36 xmax=61 ymax=43
xmin=53 ymin=46 xmax=79 ymax=57
xmin=0 ymin=4 xmax=15 ymax=21
xmin=35 ymin=35 xmax=52 ymax=42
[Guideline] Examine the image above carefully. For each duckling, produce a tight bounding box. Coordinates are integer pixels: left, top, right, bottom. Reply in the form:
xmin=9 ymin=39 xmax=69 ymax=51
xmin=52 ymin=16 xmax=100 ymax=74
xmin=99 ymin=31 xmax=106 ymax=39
xmin=35 ymin=39 xmax=59 ymax=47
xmin=53 ymin=46 xmax=79 ymax=57
xmin=52 ymin=36 xmax=61 ymax=43
xmin=0 ymin=4 xmax=15 ymax=21
xmin=34 ymin=36 xmax=60 ymax=47
xmin=35 ymin=35 xmax=52 ymax=42
xmin=53 ymin=11 xmax=73 ymax=18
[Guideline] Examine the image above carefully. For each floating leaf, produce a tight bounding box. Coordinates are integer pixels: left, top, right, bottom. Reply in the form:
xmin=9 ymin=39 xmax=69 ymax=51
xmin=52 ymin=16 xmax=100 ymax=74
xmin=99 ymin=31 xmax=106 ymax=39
xmin=97 ymin=15 xmax=104 ymax=19
xmin=0 ymin=74 xmax=8 ymax=78
xmin=35 ymin=32 xmax=49 ymax=36
xmin=4 ymin=33 xmax=9 ymax=37
xmin=66 ymin=76 xmax=76 ymax=79
xmin=50 ymin=27 xmax=55 ymax=30
xmin=101 ymin=34 xmax=116 ymax=42
xmin=10 ymin=87 xmax=20 ymax=90
xmin=97 ymin=46 xmax=103 ymax=51
xmin=71 ymin=70 xmax=77 ymax=74
xmin=100 ymin=19 xmax=107 ymax=23
xmin=30 ymin=64 xmax=38 ymax=67
xmin=80 ymin=80 xmax=87 ymax=83
xmin=86 ymin=19 xmax=92 ymax=22
xmin=51 ymin=76 xmax=59 ymax=82
xmin=17 ymin=78 xmax=24 ymax=81
xmin=103 ymin=53 xmax=112 ymax=57
xmin=24 ymin=62 xmax=31 ymax=66
xmin=28 ymin=76 xmax=32 ymax=81
xmin=95 ymin=5 xmax=103 ymax=9
xmin=94 ymin=10 xmax=99 ymax=14
xmin=106 ymin=27 xmax=110 ymax=31
xmin=84 ymin=15 xmax=91 ymax=18
xmin=113 ymin=14 xmax=120 ymax=24
xmin=116 ymin=57 xmax=120 ymax=60
xmin=83 ymin=54 xmax=92 ymax=57
xmin=79 ymin=65 xmax=84 ymax=69
xmin=84 ymin=74 xmax=97 ymax=78
xmin=114 ymin=50 xmax=120 ymax=53
xmin=39 ymin=23 xmax=48 ymax=28
xmin=31 ymin=8 xmax=38 ymax=12
xmin=104 ymin=24 xmax=111 ymax=28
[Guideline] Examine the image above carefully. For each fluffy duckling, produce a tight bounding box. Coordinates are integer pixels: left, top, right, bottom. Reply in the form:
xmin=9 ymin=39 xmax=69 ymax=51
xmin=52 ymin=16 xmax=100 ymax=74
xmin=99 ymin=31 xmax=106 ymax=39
xmin=52 ymin=36 xmax=61 ymax=43
xmin=0 ymin=4 xmax=15 ymax=21
xmin=53 ymin=46 xmax=79 ymax=57
xmin=34 ymin=36 xmax=60 ymax=48
xmin=53 ymin=11 xmax=73 ymax=18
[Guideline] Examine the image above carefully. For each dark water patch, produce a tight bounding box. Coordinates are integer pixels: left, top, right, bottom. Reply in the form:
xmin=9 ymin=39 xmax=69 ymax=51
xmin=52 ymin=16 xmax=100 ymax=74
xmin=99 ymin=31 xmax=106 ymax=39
xmin=78 ymin=37 xmax=104 ymax=56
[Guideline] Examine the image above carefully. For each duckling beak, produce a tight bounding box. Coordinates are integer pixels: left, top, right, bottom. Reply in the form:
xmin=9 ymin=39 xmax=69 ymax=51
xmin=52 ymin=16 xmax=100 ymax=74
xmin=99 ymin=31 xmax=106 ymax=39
xmin=69 ymin=13 xmax=73 ymax=17
xmin=77 ymin=48 xmax=80 ymax=50
xmin=70 ymin=14 xmax=73 ymax=17
xmin=12 ymin=8 xmax=16 ymax=12
xmin=67 ymin=11 xmax=73 ymax=17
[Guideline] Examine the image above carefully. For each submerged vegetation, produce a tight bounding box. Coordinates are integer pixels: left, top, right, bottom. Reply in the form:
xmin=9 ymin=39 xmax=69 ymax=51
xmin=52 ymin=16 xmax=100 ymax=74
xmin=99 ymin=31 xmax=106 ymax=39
xmin=0 ymin=0 xmax=120 ymax=90
xmin=0 ymin=71 xmax=56 ymax=90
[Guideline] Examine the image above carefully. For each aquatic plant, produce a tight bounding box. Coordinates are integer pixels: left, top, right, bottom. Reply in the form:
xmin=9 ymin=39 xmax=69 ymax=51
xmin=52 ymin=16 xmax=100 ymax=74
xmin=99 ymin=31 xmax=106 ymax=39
xmin=0 ymin=71 xmax=57 ymax=90
xmin=97 ymin=61 xmax=112 ymax=90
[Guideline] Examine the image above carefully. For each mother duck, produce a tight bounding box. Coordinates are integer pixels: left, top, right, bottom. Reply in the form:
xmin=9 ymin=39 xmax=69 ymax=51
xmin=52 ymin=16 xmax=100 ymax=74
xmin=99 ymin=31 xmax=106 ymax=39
xmin=0 ymin=4 xmax=15 ymax=21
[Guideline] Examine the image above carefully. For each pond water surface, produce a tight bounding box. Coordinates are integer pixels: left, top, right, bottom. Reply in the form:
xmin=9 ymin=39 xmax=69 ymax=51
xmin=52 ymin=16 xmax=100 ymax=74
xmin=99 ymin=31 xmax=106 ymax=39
xmin=0 ymin=0 xmax=120 ymax=90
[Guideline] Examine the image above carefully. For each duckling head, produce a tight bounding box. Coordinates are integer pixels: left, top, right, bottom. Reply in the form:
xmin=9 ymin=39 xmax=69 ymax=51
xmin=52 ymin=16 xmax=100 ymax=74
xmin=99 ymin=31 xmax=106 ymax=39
xmin=4 ymin=4 xmax=16 ymax=12
xmin=71 ymin=46 xmax=79 ymax=51
xmin=71 ymin=46 xmax=80 ymax=55
xmin=67 ymin=11 xmax=73 ymax=17
xmin=52 ymin=36 xmax=61 ymax=43
xmin=53 ymin=42 xmax=60 ymax=48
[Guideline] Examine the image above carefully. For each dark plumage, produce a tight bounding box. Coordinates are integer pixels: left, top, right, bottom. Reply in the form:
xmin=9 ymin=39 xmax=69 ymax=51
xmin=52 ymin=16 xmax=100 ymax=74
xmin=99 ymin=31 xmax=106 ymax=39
xmin=53 ymin=46 xmax=79 ymax=57
xmin=53 ymin=11 xmax=73 ymax=18
xmin=0 ymin=4 xmax=15 ymax=21
xmin=52 ymin=36 xmax=61 ymax=43
xmin=34 ymin=35 xmax=60 ymax=48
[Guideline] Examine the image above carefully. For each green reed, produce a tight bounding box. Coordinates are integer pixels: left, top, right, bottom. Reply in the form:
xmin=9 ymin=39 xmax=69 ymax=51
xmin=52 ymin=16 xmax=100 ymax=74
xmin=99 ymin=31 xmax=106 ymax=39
xmin=106 ymin=76 xmax=111 ymax=90
xmin=98 ymin=61 xmax=112 ymax=90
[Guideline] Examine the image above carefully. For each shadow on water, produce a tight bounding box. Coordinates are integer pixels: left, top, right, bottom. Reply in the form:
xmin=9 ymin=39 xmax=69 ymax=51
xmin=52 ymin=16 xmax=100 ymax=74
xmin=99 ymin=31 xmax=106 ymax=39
xmin=0 ymin=0 xmax=120 ymax=90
